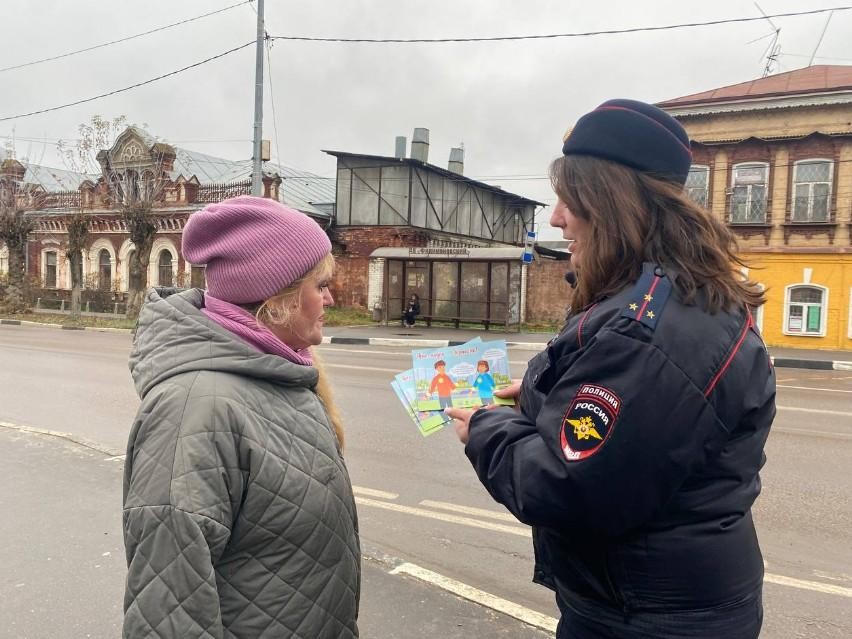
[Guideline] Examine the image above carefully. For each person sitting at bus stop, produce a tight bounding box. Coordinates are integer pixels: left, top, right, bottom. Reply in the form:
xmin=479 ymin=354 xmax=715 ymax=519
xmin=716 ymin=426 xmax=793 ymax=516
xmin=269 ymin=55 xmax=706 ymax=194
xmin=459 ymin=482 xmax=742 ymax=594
xmin=403 ymin=293 xmax=421 ymax=328
xmin=446 ymin=99 xmax=774 ymax=639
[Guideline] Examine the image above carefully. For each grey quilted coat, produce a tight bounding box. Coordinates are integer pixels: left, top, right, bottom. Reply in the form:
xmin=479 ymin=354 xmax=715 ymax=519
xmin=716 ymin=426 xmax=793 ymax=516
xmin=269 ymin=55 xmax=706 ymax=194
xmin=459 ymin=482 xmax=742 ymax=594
xmin=123 ymin=288 xmax=360 ymax=638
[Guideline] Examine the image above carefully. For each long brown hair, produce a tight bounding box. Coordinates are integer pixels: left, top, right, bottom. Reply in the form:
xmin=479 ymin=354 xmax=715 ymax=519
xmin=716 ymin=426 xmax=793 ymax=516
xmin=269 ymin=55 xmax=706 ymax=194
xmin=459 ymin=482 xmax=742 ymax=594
xmin=550 ymin=155 xmax=765 ymax=316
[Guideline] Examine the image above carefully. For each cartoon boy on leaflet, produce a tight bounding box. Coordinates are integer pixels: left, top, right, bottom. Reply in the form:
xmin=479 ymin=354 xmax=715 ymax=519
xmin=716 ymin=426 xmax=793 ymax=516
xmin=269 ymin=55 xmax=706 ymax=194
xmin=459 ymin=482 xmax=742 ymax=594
xmin=429 ymin=360 xmax=456 ymax=409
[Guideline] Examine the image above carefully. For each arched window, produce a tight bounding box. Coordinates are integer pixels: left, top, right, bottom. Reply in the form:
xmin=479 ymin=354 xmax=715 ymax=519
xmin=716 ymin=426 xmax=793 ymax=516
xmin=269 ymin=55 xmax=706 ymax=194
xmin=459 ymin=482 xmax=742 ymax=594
xmin=792 ymin=159 xmax=832 ymax=222
xmin=730 ymin=162 xmax=769 ymax=223
xmin=158 ymin=250 xmax=174 ymax=287
xmin=784 ymin=284 xmax=827 ymax=336
xmin=98 ymin=249 xmax=112 ymax=291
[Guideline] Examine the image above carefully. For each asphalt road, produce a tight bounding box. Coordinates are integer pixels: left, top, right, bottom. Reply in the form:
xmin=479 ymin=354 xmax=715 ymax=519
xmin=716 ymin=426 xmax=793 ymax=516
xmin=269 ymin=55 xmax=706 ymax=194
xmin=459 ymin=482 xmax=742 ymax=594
xmin=1 ymin=324 xmax=851 ymax=638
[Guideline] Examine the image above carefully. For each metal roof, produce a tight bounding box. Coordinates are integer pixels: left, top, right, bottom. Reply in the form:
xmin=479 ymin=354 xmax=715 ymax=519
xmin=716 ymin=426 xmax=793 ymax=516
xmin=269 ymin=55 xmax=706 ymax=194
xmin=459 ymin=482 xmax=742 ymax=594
xmin=16 ymin=138 xmax=335 ymax=219
xmin=323 ymin=150 xmax=546 ymax=208
xmin=22 ymin=164 xmax=97 ymax=191
xmin=171 ymin=148 xmax=336 ymax=218
xmin=658 ymin=65 xmax=852 ymax=108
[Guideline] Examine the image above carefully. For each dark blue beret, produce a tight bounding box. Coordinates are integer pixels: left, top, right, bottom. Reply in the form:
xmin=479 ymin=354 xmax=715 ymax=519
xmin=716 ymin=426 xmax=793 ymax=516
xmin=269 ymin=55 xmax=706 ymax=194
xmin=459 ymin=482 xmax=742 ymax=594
xmin=561 ymin=99 xmax=692 ymax=186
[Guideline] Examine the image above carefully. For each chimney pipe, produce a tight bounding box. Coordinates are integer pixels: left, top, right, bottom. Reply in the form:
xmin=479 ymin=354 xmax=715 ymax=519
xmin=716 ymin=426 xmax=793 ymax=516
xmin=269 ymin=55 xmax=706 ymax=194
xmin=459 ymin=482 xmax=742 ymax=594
xmin=394 ymin=136 xmax=407 ymax=159
xmin=410 ymin=128 xmax=430 ymax=163
xmin=448 ymin=147 xmax=464 ymax=174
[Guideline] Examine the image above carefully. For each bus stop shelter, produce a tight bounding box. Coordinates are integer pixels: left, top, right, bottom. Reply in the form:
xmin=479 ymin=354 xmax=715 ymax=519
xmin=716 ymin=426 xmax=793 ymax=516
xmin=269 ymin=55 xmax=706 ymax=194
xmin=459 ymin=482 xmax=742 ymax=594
xmin=370 ymin=247 xmax=526 ymax=330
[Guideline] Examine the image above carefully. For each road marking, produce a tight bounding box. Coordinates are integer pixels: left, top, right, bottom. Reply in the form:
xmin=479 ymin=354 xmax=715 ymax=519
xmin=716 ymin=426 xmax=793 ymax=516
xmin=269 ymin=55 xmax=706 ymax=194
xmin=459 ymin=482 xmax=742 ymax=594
xmin=354 ymin=496 xmax=531 ymax=537
xmin=320 ymin=347 xmax=530 ymax=369
xmin=765 ymin=573 xmax=852 ymax=599
xmin=389 ymin=562 xmax=558 ymax=632
xmin=773 ymin=427 xmax=852 ymax=440
xmin=0 ymin=420 xmax=122 ymax=457
xmin=777 ymin=405 xmax=852 ymax=417
xmin=419 ymin=500 xmax=520 ymax=523
xmin=326 ymin=362 xmax=400 ymax=374
xmin=778 ymin=385 xmax=852 ymax=394
xmin=321 ymin=347 xmax=408 ymax=356
xmin=352 ymin=486 xmax=398 ymax=500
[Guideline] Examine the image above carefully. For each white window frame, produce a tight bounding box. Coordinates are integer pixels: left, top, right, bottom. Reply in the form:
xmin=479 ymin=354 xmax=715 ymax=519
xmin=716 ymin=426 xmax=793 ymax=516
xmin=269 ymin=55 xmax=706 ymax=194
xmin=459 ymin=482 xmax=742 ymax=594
xmin=783 ymin=283 xmax=828 ymax=337
xmin=148 ymin=237 xmax=180 ymax=287
xmin=848 ymin=287 xmax=852 ymax=340
xmin=686 ymin=164 xmax=710 ymax=208
xmin=730 ymin=162 xmax=769 ymax=224
xmin=0 ymin=244 xmax=8 ymax=275
xmin=791 ymin=158 xmax=833 ymax=223
xmin=750 ymin=283 xmax=765 ymax=333
xmin=42 ymin=249 xmax=59 ymax=289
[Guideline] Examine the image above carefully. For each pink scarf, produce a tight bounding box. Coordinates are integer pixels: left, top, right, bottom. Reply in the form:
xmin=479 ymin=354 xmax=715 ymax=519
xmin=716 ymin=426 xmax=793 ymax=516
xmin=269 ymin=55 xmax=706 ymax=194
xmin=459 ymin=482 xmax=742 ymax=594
xmin=201 ymin=293 xmax=313 ymax=366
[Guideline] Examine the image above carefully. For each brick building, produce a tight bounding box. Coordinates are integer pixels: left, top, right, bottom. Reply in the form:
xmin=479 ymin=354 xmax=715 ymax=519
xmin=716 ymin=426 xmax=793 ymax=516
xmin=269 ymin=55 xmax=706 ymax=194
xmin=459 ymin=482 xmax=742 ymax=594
xmin=0 ymin=126 xmax=335 ymax=311
xmin=658 ymin=65 xmax=852 ymax=350
xmin=1 ymin=125 xmax=575 ymax=324
xmin=322 ymin=128 xmax=564 ymax=327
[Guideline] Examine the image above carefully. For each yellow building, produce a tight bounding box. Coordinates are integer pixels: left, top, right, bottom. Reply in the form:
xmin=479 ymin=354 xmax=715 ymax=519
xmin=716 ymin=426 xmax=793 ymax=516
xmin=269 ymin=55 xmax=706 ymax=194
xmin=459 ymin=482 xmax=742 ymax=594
xmin=659 ymin=65 xmax=852 ymax=351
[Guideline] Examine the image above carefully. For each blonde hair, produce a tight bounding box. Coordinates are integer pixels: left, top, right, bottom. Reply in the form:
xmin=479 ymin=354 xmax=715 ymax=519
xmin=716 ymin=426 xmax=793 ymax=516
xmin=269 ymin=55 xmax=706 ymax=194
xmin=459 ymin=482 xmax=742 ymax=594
xmin=247 ymin=253 xmax=346 ymax=451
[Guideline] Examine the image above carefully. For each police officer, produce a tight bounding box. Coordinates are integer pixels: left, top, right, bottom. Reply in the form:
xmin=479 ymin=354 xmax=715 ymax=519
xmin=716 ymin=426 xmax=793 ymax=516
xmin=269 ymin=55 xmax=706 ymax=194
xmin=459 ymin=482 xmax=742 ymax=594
xmin=447 ymin=99 xmax=774 ymax=638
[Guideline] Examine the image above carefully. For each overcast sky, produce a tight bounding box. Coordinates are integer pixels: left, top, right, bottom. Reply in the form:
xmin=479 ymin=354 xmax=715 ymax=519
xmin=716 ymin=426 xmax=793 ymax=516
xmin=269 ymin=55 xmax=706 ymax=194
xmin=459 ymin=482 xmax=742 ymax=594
xmin=3 ymin=0 xmax=851 ymax=239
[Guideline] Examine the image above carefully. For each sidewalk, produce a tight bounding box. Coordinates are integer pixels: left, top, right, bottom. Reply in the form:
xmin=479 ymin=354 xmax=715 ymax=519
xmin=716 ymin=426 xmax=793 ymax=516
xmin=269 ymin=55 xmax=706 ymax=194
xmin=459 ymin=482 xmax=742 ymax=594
xmin=323 ymin=324 xmax=852 ymax=370
xmin=0 ymin=425 xmax=550 ymax=639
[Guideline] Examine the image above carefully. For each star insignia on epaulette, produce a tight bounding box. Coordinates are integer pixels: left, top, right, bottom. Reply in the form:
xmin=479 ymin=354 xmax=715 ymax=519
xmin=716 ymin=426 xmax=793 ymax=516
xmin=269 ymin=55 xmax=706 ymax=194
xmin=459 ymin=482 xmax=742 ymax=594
xmin=643 ymin=294 xmax=653 ymax=302
xmin=646 ymin=310 xmax=655 ymax=319
xmin=628 ymin=303 xmax=638 ymax=311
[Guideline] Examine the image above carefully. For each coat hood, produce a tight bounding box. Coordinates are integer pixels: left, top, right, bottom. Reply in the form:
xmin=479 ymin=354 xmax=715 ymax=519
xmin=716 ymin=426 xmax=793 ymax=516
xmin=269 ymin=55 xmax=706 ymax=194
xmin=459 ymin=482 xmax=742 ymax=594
xmin=129 ymin=288 xmax=318 ymax=399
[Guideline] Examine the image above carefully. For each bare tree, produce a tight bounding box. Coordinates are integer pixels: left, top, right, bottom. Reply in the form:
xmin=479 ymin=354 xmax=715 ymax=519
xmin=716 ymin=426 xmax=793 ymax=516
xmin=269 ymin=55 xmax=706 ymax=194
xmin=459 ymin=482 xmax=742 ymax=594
xmin=0 ymin=162 xmax=33 ymax=313
xmin=100 ymin=148 xmax=172 ymax=317
xmin=65 ymin=211 xmax=88 ymax=319
xmin=60 ymin=115 xmax=173 ymax=318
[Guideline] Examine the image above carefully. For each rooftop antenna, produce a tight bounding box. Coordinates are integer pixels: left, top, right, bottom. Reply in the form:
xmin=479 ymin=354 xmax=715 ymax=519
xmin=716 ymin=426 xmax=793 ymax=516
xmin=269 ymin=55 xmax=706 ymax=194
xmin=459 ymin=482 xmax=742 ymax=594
xmin=808 ymin=10 xmax=834 ymax=66
xmin=749 ymin=2 xmax=781 ymax=77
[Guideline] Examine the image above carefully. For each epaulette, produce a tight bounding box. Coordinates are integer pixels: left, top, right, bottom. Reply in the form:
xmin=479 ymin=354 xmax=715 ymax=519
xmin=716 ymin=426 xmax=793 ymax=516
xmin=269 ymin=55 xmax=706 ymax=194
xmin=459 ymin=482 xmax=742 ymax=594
xmin=619 ymin=264 xmax=672 ymax=330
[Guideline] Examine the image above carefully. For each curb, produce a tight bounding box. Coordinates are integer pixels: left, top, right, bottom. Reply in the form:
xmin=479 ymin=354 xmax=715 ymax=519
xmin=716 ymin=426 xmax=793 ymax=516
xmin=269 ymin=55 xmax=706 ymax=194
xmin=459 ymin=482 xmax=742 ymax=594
xmin=4 ymin=319 xmax=849 ymax=370
xmin=321 ymin=336 xmax=852 ymax=370
xmin=321 ymin=336 xmax=545 ymax=351
xmin=0 ymin=318 xmax=132 ymax=333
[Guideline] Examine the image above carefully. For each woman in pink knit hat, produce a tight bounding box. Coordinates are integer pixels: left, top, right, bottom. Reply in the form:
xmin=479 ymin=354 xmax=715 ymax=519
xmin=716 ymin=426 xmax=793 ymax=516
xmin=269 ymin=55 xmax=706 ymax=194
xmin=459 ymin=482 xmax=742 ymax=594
xmin=122 ymin=196 xmax=360 ymax=638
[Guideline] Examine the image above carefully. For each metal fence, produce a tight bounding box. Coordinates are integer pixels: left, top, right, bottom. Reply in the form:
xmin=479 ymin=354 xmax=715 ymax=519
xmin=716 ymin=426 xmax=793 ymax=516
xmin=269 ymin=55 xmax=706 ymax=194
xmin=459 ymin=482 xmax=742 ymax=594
xmin=195 ymin=179 xmax=253 ymax=204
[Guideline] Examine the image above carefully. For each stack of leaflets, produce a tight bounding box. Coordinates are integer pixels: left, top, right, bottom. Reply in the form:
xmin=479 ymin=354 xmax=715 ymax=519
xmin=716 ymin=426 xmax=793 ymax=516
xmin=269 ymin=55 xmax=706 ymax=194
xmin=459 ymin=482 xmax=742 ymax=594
xmin=390 ymin=337 xmax=514 ymax=437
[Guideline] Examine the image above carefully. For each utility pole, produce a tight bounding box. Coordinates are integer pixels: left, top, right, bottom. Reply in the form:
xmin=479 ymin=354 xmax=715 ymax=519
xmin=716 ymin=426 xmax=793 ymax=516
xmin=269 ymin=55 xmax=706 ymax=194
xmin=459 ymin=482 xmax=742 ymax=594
xmin=251 ymin=0 xmax=265 ymax=196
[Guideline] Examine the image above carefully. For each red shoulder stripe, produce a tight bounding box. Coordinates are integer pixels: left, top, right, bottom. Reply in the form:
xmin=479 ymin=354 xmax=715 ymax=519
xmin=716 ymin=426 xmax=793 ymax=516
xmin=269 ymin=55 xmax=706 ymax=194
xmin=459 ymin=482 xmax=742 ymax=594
xmin=703 ymin=312 xmax=753 ymax=398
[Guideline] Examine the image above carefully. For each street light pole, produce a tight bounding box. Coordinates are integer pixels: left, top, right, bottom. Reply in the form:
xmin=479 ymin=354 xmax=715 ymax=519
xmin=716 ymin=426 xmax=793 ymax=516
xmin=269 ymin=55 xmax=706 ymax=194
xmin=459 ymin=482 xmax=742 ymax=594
xmin=251 ymin=0 xmax=265 ymax=196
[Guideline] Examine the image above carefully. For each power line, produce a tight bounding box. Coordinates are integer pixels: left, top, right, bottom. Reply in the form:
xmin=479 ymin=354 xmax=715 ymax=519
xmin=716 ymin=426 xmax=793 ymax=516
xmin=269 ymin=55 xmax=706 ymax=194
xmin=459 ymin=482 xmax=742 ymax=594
xmin=0 ymin=0 xmax=253 ymax=74
xmin=0 ymin=42 xmax=255 ymax=123
xmin=269 ymin=5 xmax=852 ymax=44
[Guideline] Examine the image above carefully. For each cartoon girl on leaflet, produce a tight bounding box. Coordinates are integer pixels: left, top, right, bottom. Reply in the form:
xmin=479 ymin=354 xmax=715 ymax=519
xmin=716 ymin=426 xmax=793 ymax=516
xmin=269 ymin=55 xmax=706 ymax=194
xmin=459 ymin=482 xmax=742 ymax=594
xmin=472 ymin=360 xmax=495 ymax=404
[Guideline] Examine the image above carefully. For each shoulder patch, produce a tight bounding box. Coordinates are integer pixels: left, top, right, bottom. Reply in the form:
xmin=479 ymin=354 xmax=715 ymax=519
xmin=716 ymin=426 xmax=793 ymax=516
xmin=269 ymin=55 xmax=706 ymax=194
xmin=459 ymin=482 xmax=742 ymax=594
xmin=560 ymin=384 xmax=621 ymax=462
xmin=620 ymin=265 xmax=672 ymax=330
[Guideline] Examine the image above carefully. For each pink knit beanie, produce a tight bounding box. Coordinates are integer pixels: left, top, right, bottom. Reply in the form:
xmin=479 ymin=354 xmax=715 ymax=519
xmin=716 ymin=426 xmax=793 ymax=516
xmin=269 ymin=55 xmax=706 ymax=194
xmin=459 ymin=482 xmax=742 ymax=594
xmin=182 ymin=196 xmax=332 ymax=304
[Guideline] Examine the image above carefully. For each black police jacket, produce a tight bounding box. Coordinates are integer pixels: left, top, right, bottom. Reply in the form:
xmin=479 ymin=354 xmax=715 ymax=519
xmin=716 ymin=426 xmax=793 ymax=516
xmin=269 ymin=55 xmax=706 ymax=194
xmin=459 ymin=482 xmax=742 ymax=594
xmin=465 ymin=264 xmax=775 ymax=613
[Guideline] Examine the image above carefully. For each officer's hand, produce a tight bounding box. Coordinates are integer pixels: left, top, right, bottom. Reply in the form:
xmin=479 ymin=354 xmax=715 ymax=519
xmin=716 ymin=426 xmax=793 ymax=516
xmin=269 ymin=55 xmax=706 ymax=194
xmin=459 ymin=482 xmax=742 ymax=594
xmin=495 ymin=380 xmax=522 ymax=410
xmin=445 ymin=407 xmax=477 ymax=444
xmin=494 ymin=380 xmax=522 ymax=399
